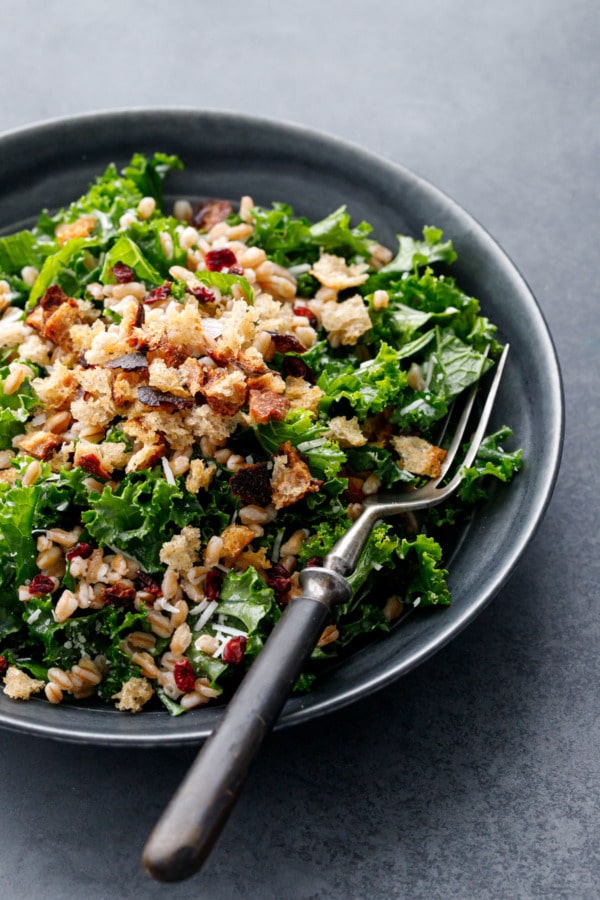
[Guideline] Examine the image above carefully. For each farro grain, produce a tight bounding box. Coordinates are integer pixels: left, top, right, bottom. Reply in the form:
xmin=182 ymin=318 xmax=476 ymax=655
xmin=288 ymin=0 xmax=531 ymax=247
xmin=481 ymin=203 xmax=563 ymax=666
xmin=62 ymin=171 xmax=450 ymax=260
xmin=279 ymin=529 xmax=307 ymax=557
xmin=159 ymin=231 xmax=174 ymax=260
xmin=131 ymin=651 xmax=160 ymax=679
xmin=180 ymin=691 xmax=208 ymax=710
xmin=45 ymin=410 xmax=72 ymax=434
xmin=239 ymin=505 xmax=270 ymax=525
xmin=119 ymin=211 xmax=137 ymax=229
xmin=194 ymin=634 xmax=219 ymax=656
xmin=362 ymin=474 xmax=381 ymax=495
xmin=54 ymin=589 xmax=78 ymax=623
xmin=179 ymin=226 xmax=200 ymax=250
xmin=173 ymin=199 xmax=192 ymax=222
xmin=44 ymin=682 xmax=63 ymax=704
xmin=204 ymin=536 xmax=224 ymax=567
xmin=170 ymin=623 xmax=192 ymax=657
xmin=47 ymin=667 xmax=74 ymax=691
xmin=147 ymin=608 xmax=175 ymax=638
xmin=161 ymin=568 xmax=180 ymax=601
xmin=137 ymin=196 xmax=156 ymax=220
xmin=36 ymin=546 xmax=63 ymax=570
xmin=170 ymin=599 xmax=189 ymax=629
xmin=21 ymin=266 xmax=38 ymax=287
xmin=22 ymin=460 xmax=41 ymax=487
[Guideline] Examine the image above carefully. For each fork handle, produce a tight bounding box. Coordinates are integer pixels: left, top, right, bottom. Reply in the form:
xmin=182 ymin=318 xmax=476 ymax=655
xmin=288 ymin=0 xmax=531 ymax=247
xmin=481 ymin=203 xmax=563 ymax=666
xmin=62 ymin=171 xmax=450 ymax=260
xmin=143 ymin=566 xmax=351 ymax=883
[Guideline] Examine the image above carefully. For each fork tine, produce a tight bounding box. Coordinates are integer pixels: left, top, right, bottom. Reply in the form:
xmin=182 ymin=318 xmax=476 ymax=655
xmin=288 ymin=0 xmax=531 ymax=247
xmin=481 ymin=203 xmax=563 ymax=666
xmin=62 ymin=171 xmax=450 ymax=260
xmin=441 ymin=342 xmax=510 ymax=494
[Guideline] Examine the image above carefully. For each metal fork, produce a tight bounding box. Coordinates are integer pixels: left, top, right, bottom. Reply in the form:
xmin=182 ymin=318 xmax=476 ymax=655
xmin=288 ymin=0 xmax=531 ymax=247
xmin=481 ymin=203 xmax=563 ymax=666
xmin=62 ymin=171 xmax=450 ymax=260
xmin=143 ymin=343 xmax=510 ymax=883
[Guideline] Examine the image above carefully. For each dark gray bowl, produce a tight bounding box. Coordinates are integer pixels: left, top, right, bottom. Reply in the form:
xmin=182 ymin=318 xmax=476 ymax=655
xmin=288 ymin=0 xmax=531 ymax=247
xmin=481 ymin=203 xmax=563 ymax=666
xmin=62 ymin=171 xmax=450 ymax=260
xmin=0 ymin=109 xmax=563 ymax=745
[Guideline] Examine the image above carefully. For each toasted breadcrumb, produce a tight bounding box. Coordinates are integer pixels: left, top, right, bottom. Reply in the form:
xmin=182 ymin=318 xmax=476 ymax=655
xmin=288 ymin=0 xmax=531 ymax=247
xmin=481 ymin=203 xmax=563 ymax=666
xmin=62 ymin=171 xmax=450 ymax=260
xmin=219 ymin=524 xmax=256 ymax=562
xmin=310 ymin=253 xmax=369 ymax=290
xmin=284 ymin=377 xmax=324 ymax=413
xmin=113 ymin=677 xmax=154 ymax=712
xmin=3 ymin=666 xmax=45 ymax=700
xmin=185 ymin=458 xmax=216 ymax=493
xmin=320 ymin=294 xmax=372 ymax=346
xmin=391 ymin=435 xmax=447 ymax=479
xmin=326 ymin=415 xmax=367 ymax=448
xmin=270 ymin=441 xmax=322 ymax=509
xmin=159 ymin=525 xmax=202 ymax=574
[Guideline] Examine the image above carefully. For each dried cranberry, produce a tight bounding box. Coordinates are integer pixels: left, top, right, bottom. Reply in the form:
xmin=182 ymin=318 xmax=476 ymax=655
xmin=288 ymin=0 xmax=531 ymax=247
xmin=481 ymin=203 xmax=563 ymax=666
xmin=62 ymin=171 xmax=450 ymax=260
xmin=28 ymin=574 xmax=55 ymax=595
xmin=281 ymin=356 xmax=315 ymax=383
xmin=144 ymin=282 xmax=172 ymax=303
xmin=173 ymin=658 xmax=196 ymax=693
xmin=306 ymin=556 xmax=323 ymax=568
xmin=136 ymin=571 xmax=162 ymax=597
xmin=205 ymin=248 xmax=237 ymax=271
xmin=113 ymin=261 xmax=136 ymax=283
xmin=228 ymin=264 xmax=244 ymax=276
xmin=40 ymin=284 xmax=69 ymax=311
xmin=294 ymin=305 xmax=318 ymax=328
xmin=222 ymin=636 xmax=247 ymax=665
xmin=102 ymin=583 xmax=136 ymax=605
xmin=190 ymin=284 xmax=216 ymax=303
xmin=0 ymin=657 xmax=7 ymax=677
xmin=66 ymin=542 xmax=94 ymax=561
xmin=267 ymin=565 xmax=292 ymax=605
xmin=204 ymin=567 xmax=224 ymax=601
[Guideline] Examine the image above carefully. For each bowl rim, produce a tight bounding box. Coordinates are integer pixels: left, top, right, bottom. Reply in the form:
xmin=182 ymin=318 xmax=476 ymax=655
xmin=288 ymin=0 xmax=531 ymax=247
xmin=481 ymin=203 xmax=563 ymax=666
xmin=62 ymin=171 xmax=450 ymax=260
xmin=0 ymin=107 xmax=564 ymax=745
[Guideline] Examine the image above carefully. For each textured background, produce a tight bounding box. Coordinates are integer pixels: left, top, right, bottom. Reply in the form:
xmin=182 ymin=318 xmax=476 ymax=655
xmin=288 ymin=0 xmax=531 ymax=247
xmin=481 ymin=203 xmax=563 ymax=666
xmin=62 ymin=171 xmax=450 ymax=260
xmin=0 ymin=1 xmax=598 ymax=897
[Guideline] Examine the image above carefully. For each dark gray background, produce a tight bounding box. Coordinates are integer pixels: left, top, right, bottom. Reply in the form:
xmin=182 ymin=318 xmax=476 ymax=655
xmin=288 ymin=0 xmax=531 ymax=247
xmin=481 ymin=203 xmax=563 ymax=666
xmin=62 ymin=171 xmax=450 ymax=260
xmin=0 ymin=1 xmax=597 ymax=898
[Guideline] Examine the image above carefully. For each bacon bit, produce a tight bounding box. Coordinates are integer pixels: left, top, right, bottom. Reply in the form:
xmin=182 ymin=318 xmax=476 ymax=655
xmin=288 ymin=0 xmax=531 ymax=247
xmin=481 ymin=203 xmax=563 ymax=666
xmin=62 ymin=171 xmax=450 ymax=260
xmin=137 ymin=385 xmax=193 ymax=410
xmin=105 ymin=352 xmax=149 ymax=371
xmin=144 ymin=282 xmax=172 ymax=304
xmin=205 ymin=248 xmax=237 ymax=271
xmin=146 ymin=340 xmax=190 ymax=368
xmin=40 ymin=284 xmax=69 ymax=312
xmin=229 ymin=462 xmax=273 ymax=506
xmin=222 ymin=636 xmax=247 ymax=665
xmin=192 ymin=199 xmax=233 ymax=231
xmin=190 ymin=284 xmax=216 ymax=303
xmin=281 ymin=356 xmax=315 ymax=383
xmin=229 ymin=265 xmax=244 ymax=276
xmin=173 ymin=658 xmax=196 ymax=692
xmin=248 ymin=389 xmax=290 ymax=425
xmin=345 ymin=476 xmax=365 ymax=503
xmin=112 ymin=262 xmax=136 ymax=284
xmin=306 ymin=556 xmax=323 ymax=567
xmin=77 ymin=453 xmax=111 ymax=480
xmin=0 ymin=657 xmax=7 ymax=677
xmin=267 ymin=333 xmax=307 ymax=355
xmin=102 ymin=583 xmax=136 ymax=605
xmin=66 ymin=542 xmax=94 ymax=561
xmin=28 ymin=574 xmax=56 ymax=595
xmin=136 ymin=571 xmax=163 ymax=597
xmin=133 ymin=302 xmax=145 ymax=328
xmin=204 ymin=567 xmax=224 ymax=601
xmin=293 ymin=305 xmax=318 ymax=328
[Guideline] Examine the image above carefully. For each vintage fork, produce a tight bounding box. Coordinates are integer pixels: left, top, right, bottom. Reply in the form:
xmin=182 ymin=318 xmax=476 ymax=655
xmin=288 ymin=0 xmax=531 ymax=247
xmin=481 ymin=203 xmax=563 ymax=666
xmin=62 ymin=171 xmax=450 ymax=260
xmin=143 ymin=344 xmax=510 ymax=883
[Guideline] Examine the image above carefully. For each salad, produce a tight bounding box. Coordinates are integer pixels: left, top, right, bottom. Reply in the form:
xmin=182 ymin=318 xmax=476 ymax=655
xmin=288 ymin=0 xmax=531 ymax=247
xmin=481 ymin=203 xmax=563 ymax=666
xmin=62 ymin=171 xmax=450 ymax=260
xmin=0 ymin=153 xmax=521 ymax=715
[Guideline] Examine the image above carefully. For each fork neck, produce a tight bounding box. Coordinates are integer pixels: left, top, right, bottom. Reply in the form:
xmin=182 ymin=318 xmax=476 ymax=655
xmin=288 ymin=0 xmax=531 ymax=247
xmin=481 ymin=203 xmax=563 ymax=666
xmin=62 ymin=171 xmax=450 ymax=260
xmin=324 ymin=504 xmax=383 ymax=577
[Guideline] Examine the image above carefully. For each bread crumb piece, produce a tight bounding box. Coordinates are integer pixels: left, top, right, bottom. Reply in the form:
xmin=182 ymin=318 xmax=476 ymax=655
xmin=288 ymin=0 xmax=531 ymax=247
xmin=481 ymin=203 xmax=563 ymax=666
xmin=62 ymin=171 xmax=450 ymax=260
xmin=320 ymin=294 xmax=372 ymax=346
xmin=3 ymin=666 xmax=45 ymax=700
xmin=159 ymin=525 xmax=202 ymax=574
xmin=310 ymin=253 xmax=369 ymax=290
xmin=113 ymin=677 xmax=154 ymax=713
xmin=185 ymin=458 xmax=216 ymax=493
xmin=391 ymin=435 xmax=447 ymax=479
xmin=326 ymin=415 xmax=367 ymax=448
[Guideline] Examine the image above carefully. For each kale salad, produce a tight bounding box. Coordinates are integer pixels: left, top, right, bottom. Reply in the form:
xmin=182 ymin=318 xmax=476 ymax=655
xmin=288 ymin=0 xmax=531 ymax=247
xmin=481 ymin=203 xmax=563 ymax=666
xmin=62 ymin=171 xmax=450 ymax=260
xmin=0 ymin=153 xmax=521 ymax=714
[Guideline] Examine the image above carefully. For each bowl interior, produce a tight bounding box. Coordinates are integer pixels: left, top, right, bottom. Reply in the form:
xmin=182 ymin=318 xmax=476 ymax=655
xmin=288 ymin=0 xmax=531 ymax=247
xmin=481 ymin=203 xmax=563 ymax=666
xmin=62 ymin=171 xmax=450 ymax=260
xmin=0 ymin=110 xmax=563 ymax=744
